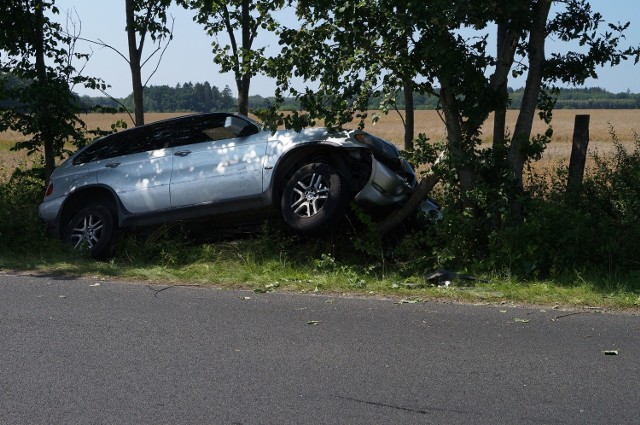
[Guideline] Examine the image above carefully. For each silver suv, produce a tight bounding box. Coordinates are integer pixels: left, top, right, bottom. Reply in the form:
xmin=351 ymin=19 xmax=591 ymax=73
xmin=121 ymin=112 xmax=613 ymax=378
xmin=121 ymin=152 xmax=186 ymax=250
xmin=39 ymin=113 xmax=439 ymax=259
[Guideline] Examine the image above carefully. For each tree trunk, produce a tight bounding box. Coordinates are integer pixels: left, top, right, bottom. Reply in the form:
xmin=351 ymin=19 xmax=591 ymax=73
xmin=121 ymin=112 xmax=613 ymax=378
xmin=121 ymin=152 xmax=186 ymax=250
xmin=491 ymin=19 xmax=522 ymax=148
xmin=126 ymin=0 xmax=145 ymax=126
xmin=508 ymin=0 xmax=551 ymax=215
xmin=237 ymin=0 xmax=251 ymax=116
xmin=440 ymin=77 xmax=476 ymax=196
xmin=491 ymin=22 xmax=508 ymax=148
xmin=237 ymin=77 xmax=250 ymax=116
xmin=403 ymin=80 xmax=414 ymax=151
xmin=33 ymin=0 xmax=55 ymax=179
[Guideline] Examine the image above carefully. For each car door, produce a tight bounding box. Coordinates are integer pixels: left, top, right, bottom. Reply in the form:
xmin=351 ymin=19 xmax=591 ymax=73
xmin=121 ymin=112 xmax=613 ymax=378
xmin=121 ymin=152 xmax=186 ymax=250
xmin=96 ymin=122 xmax=174 ymax=213
xmin=169 ymin=114 xmax=268 ymax=208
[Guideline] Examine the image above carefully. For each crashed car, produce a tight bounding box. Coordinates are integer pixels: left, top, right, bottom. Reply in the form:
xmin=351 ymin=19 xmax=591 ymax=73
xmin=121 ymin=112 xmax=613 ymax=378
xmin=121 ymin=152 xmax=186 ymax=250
xmin=39 ymin=112 xmax=439 ymax=259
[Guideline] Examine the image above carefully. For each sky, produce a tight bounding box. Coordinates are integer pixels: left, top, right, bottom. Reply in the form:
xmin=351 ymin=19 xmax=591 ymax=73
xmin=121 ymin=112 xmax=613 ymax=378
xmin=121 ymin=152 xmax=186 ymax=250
xmin=53 ymin=1 xmax=640 ymax=99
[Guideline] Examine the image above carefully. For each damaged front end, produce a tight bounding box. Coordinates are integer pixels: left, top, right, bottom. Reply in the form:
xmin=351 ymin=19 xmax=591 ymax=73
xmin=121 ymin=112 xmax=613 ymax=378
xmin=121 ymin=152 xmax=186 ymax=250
xmin=351 ymin=131 xmax=441 ymax=222
xmin=354 ymin=156 xmax=415 ymax=205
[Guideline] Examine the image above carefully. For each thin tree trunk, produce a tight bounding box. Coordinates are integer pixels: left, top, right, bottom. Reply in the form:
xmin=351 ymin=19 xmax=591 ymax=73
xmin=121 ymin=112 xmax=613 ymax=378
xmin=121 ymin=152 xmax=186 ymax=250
xmin=403 ymin=80 xmax=414 ymax=151
xmin=126 ymin=0 xmax=145 ymax=126
xmin=491 ymin=19 xmax=522 ymax=148
xmin=34 ymin=0 xmax=55 ymax=179
xmin=508 ymin=0 xmax=551 ymax=214
xmin=237 ymin=76 xmax=250 ymax=116
xmin=492 ymin=22 xmax=508 ymax=148
xmin=440 ymin=77 xmax=476 ymax=196
xmin=237 ymin=0 xmax=251 ymax=116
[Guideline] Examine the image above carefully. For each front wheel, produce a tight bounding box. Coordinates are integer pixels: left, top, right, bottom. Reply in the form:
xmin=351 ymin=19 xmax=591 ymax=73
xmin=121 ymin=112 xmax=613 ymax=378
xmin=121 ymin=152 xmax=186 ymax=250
xmin=281 ymin=162 xmax=349 ymax=234
xmin=63 ymin=205 xmax=116 ymax=260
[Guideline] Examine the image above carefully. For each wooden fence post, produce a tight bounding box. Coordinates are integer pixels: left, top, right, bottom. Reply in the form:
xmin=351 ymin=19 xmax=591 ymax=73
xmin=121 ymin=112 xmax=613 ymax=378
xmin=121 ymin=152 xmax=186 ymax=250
xmin=566 ymin=114 xmax=590 ymax=196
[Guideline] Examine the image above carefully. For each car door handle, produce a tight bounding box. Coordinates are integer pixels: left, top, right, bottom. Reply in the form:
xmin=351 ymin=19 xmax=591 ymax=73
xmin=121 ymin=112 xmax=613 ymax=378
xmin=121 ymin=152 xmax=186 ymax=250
xmin=174 ymin=150 xmax=191 ymax=157
xmin=105 ymin=161 xmax=121 ymax=168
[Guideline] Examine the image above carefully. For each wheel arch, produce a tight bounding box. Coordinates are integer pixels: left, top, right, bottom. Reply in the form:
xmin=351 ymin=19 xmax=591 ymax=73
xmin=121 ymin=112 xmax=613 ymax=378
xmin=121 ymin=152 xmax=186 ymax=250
xmin=266 ymin=143 xmax=371 ymax=210
xmin=58 ymin=185 xmax=121 ymax=235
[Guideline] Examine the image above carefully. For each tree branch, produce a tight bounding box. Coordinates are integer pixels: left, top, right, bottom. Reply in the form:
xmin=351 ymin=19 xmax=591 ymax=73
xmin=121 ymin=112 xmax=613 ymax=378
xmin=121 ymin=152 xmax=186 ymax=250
xmin=70 ymin=35 xmax=131 ymax=64
xmin=143 ymin=17 xmax=174 ymax=87
xmin=94 ymin=88 xmax=135 ymax=126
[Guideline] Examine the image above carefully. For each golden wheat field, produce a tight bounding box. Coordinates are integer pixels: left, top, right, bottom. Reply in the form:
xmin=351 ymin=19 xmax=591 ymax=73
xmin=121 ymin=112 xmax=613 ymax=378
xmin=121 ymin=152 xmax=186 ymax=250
xmin=1 ymin=109 xmax=639 ymax=181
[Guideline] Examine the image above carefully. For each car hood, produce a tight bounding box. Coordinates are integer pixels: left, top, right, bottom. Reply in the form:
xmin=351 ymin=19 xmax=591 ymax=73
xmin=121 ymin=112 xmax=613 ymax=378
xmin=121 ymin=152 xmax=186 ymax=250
xmin=269 ymin=127 xmax=364 ymax=149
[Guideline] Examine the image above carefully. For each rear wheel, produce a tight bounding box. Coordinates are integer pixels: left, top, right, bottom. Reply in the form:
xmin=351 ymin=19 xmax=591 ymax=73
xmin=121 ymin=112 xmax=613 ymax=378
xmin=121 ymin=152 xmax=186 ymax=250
xmin=281 ymin=162 xmax=349 ymax=234
xmin=63 ymin=205 xmax=116 ymax=260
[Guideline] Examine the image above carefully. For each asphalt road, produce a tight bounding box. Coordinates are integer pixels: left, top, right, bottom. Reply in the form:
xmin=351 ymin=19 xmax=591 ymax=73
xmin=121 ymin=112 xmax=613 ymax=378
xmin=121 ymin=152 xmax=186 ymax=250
xmin=1 ymin=272 xmax=639 ymax=424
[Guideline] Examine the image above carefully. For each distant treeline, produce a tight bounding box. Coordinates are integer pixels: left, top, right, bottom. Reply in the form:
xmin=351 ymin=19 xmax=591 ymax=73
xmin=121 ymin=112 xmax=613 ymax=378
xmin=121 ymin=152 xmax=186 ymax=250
xmin=76 ymin=81 xmax=297 ymax=113
xmin=511 ymin=87 xmax=640 ymax=109
xmin=63 ymin=83 xmax=640 ymax=113
xmin=77 ymin=82 xmax=239 ymax=113
xmin=380 ymin=87 xmax=640 ymax=110
xmin=3 ymin=72 xmax=640 ymax=112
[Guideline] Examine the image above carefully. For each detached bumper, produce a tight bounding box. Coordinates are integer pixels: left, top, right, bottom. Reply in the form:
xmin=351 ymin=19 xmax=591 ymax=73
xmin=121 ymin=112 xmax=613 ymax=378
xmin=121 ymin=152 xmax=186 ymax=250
xmin=354 ymin=157 xmax=413 ymax=206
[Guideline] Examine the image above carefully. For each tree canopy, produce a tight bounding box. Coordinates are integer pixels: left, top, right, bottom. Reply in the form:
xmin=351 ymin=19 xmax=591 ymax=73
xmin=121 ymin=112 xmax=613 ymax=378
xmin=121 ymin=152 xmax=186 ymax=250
xmin=0 ymin=0 xmax=105 ymax=178
xmin=263 ymin=0 xmax=639 ymax=222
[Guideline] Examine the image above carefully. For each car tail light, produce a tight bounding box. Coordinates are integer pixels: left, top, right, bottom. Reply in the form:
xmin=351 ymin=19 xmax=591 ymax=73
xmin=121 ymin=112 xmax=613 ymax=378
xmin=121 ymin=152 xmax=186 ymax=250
xmin=44 ymin=182 xmax=53 ymax=197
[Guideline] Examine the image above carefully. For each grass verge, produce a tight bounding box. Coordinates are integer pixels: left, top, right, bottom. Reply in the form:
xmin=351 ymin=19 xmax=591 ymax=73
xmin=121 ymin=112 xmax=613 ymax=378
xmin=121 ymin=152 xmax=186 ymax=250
xmin=1 ymin=226 xmax=639 ymax=311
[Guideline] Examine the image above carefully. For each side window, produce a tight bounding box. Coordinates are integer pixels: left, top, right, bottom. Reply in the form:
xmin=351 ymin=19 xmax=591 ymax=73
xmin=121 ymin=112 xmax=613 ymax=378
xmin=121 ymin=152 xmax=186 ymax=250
xmin=171 ymin=115 xmax=228 ymax=147
xmin=109 ymin=123 xmax=173 ymax=158
xmin=146 ymin=124 xmax=174 ymax=150
xmin=73 ymin=123 xmax=173 ymax=165
xmin=73 ymin=133 xmax=121 ymax=165
xmin=170 ymin=114 xmax=260 ymax=147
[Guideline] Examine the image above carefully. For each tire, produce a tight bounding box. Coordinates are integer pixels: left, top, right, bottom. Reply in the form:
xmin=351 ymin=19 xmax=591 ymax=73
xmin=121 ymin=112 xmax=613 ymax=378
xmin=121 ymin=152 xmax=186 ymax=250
xmin=281 ymin=162 xmax=349 ymax=234
xmin=63 ymin=205 xmax=116 ymax=260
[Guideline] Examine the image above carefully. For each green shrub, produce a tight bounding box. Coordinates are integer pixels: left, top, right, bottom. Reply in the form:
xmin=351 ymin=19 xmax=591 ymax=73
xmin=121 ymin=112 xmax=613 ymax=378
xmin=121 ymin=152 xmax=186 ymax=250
xmin=392 ymin=130 xmax=640 ymax=283
xmin=487 ymin=134 xmax=640 ymax=281
xmin=0 ymin=167 xmax=47 ymax=253
xmin=579 ymin=136 xmax=640 ymax=270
